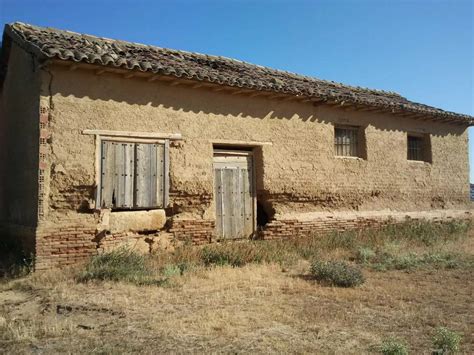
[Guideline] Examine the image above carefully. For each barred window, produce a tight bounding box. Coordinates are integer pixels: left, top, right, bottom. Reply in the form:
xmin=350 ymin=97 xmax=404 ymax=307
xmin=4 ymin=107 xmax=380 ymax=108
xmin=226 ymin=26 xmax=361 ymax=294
xmin=407 ymin=135 xmax=423 ymax=161
xmin=334 ymin=126 xmax=359 ymax=157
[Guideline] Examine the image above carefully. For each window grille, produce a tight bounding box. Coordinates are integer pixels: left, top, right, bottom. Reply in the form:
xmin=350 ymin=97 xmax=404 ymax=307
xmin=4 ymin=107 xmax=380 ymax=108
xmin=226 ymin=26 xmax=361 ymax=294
xmin=334 ymin=126 xmax=359 ymax=157
xmin=407 ymin=135 xmax=424 ymax=161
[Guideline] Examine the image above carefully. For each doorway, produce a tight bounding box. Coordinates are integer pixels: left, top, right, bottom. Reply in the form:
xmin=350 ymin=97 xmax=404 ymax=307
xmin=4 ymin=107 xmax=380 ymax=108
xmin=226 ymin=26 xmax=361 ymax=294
xmin=213 ymin=149 xmax=256 ymax=239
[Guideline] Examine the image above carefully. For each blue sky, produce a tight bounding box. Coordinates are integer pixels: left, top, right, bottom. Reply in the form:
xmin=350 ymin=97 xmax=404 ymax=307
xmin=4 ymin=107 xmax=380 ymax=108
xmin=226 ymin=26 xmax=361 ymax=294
xmin=2 ymin=0 xmax=473 ymax=180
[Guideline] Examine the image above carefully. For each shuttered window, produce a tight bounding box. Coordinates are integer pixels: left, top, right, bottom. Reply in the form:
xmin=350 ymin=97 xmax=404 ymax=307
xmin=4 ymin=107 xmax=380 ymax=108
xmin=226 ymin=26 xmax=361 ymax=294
xmin=334 ymin=126 xmax=359 ymax=157
xmin=99 ymin=140 xmax=169 ymax=209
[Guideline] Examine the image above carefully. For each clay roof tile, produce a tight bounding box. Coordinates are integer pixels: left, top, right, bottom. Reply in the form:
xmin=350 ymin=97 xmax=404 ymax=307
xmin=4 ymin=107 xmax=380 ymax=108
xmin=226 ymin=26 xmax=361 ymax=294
xmin=1 ymin=22 xmax=471 ymax=125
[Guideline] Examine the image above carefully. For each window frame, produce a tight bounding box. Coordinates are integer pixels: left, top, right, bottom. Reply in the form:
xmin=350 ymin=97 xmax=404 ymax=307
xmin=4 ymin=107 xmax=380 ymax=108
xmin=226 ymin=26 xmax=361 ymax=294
xmin=407 ymin=133 xmax=431 ymax=163
xmin=98 ymin=138 xmax=169 ymax=210
xmin=82 ymin=130 xmax=179 ymax=211
xmin=334 ymin=125 xmax=363 ymax=158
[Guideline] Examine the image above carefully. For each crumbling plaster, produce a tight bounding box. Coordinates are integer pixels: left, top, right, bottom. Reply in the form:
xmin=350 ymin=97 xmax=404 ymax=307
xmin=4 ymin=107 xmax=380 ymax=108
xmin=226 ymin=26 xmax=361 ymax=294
xmin=37 ymin=63 xmax=469 ymax=234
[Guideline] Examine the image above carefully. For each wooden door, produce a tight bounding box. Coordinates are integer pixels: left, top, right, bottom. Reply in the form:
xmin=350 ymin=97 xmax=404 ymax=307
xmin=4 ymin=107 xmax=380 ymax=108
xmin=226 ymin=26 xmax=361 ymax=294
xmin=214 ymin=151 xmax=255 ymax=240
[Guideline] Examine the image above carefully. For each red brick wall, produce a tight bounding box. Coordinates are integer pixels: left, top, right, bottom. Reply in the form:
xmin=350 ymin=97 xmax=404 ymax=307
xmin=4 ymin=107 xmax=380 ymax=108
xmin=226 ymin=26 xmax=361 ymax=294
xmin=168 ymin=219 xmax=215 ymax=244
xmin=262 ymin=211 xmax=473 ymax=240
xmin=35 ymin=225 xmax=97 ymax=270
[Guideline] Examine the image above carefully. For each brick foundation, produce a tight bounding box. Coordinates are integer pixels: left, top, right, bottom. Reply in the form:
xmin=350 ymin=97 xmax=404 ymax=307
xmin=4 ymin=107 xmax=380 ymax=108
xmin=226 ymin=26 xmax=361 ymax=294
xmin=24 ymin=209 xmax=474 ymax=270
xmin=35 ymin=225 xmax=97 ymax=270
xmin=168 ymin=219 xmax=215 ymax=244
xmin=262 ymin=210 xmax=473 ymax=239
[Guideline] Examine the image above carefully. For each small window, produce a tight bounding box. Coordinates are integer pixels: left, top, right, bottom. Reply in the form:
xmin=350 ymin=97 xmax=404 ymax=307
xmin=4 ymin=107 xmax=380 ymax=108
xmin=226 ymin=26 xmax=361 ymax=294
xmin=407 ymin=134 xmax=431 ymax=162
xmin=99 ymin=140 xmax=169 ymax=209
xmin=334 ymin=126 xmax=360 ymax=157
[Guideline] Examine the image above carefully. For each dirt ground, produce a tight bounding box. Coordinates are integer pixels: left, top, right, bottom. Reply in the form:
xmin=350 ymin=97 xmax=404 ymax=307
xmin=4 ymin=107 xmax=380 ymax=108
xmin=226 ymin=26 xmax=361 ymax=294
xmin=1 ymin=258 xmax=473 ymax=354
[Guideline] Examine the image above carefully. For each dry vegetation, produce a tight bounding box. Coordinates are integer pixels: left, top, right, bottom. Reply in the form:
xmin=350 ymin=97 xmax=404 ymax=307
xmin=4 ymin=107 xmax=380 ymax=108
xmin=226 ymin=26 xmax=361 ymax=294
xmin=1 ymin=221 xmax=473 ymax=354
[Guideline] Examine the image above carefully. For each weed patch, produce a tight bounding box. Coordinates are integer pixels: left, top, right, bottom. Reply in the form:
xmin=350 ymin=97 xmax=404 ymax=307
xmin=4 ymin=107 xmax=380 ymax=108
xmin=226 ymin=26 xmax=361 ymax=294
xmin=360 ymin=251 xmax=469 ymax=271
xmin=378 ymin=337 xmax=409 ymax=355
xmin=309 ymin=260 xmax=364 ymax=287
xmin=432 ymin=327 xmax=462 ymax=354
xmin=77 ymin=248 xmax=160 ymax=285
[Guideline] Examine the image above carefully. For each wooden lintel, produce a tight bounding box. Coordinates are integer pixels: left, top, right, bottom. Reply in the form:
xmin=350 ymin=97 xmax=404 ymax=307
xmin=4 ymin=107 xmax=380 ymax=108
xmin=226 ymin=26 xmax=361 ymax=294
xmin=210 ymin=139 xmax=273 ymax=146
xmin=82 ymin=129 xmax=182 ymax=140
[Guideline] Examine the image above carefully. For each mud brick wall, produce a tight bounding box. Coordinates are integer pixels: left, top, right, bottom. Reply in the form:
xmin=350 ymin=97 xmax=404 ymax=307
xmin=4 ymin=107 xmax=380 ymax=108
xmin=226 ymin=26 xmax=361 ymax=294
xmin=42 ymin=65 xmax=470 ymax=226
xmin=168 ymin=219 xmax=215 ymax=244
xmin=35 ymin=226 xmax=97 ymax=270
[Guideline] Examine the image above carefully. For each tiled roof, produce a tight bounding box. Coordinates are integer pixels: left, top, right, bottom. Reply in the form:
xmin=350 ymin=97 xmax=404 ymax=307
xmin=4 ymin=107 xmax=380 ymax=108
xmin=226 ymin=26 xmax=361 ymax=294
xmin=2 ymin=22 xmax=472 ymax=125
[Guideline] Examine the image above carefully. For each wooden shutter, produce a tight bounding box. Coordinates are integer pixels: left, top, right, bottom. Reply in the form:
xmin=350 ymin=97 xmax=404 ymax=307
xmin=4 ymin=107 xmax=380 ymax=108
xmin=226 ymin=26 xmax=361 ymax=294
xmin=135 ymin=143 xmax=165 ymax=208
xmin=100 ymin=140 xmax=169 ymax=209
xmin=100 ymin=141 xmax=135 ymax=209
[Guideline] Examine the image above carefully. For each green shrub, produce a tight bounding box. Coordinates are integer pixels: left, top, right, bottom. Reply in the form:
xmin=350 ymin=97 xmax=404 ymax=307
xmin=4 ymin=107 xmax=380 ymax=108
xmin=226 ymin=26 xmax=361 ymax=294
xmin=309 ymin=260 xmax=364 ymax=287
xmin=161 ymin=262 xmax=190 ymax=277
xmin=356 ymin=247 xmax=376 ymax=263
xmin=78 ymin=248 xmax=156 ymax=285
xmin=379 ymin=337 xmax=408 ymax=355
xmin=432 ymin=327 xmax=462 ymax=354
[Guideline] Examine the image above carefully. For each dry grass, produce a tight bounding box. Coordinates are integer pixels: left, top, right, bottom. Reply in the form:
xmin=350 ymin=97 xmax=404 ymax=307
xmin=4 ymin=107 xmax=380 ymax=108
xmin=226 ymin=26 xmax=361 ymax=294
xmin=1 ymin=222 xmax=473 ymax=353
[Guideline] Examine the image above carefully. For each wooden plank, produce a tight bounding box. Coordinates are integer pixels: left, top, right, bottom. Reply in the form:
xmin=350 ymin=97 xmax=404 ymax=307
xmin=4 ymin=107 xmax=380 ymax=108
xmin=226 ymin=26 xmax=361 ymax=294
xmin=210 ymin=140 xmax=273 ymax=147
xmin=156 ymin=144 xmax=164 ymax=208
xmin=150 ymin=144 xmax=158 ymax=207
xmin=124 ymin=143 xmax=135 ymax=208
xmin=214 ymin=168 xmax=223 ymax=239
xmin=230 ymin=167 xmax=238 ymax=238
xmin=82 ymin=129 xmax=182 ymax=140
xmin=163 ymin=139 xmax=170 ymax=207
xmin=223 ymin=169 xmax=234 ymax=239
xmin=135 ymin=143 xmax=149 ymax=207
xmin=242 ymin=167 xmax=253 ymax=237
xmin=114 ymin=143 xmax=125 ymax=208
xmin=235 ymin=167 xmax=243 ymax=238
xmin=100 ymin=141 xmax=116 ymax=208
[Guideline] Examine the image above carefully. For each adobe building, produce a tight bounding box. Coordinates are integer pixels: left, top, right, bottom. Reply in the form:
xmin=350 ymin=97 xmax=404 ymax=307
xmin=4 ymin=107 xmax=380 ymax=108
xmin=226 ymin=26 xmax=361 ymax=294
xmin=0 ymin=23 xmax=472 ymax=269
